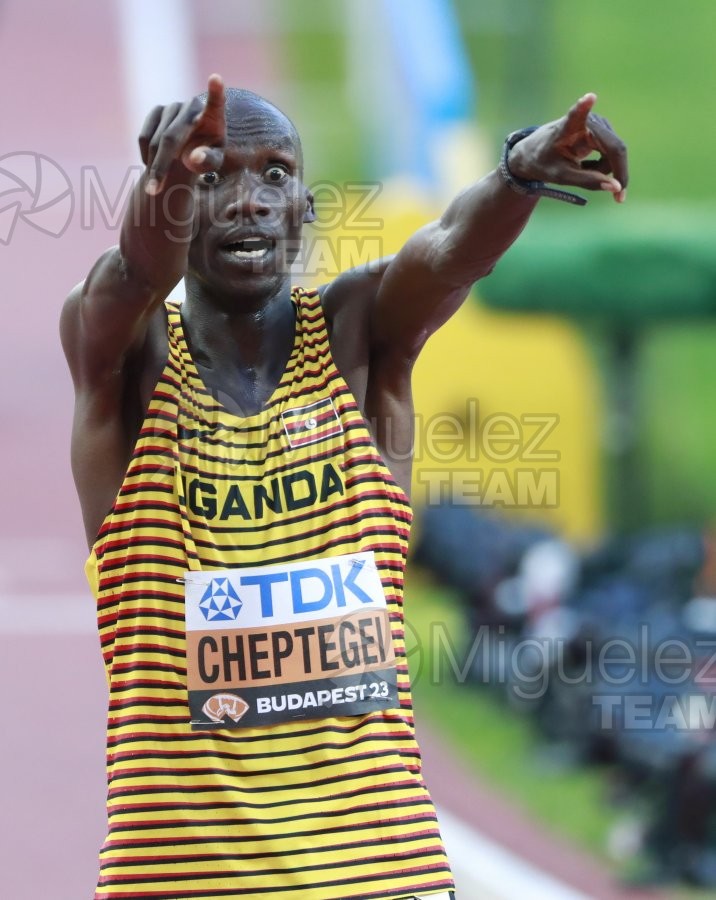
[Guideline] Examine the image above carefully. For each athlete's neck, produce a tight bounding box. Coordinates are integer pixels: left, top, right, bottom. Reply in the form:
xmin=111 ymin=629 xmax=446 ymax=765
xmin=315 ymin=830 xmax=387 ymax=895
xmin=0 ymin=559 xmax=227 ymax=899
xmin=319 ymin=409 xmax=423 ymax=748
xmin=180 ymin=285 xmax=297 ymax=418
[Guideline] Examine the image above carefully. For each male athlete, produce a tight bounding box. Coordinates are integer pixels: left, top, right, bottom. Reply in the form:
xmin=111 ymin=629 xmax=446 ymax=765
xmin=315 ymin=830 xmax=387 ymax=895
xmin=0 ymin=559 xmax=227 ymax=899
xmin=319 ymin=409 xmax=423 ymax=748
xmin=61 ymin=74 xmax=627 ymax=900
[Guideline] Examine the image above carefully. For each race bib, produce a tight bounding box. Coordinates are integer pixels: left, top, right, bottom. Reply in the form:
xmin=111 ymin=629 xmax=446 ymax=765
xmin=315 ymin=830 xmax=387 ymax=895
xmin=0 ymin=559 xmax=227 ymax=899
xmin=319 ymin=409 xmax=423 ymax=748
xmin=184 ymin=552 xmax=399 ymax=729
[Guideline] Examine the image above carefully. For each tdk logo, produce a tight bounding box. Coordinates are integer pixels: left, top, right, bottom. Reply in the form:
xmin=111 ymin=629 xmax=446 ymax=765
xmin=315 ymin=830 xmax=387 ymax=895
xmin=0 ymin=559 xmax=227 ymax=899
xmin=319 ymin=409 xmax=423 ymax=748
xmin=199 ymin=578 xmax=243 ymax=621
xmin=187 ymin=555 xmax=387 ymax=632
xmin=243 ymin=559 xmax=374 ymax=618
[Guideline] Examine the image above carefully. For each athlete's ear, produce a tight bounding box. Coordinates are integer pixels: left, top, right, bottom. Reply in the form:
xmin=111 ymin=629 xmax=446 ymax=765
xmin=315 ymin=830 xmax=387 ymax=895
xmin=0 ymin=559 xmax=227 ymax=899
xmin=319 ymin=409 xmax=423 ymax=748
xmin=303 ymin=188 xmax=316 ymax=224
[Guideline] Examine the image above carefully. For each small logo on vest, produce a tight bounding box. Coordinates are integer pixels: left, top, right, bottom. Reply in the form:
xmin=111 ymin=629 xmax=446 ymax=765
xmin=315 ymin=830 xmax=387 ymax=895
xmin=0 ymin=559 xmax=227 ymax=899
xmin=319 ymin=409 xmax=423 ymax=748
xmin=199 ymin=577 xmax=243 ymax=621
xmin=202 ymin=693 xmax=249 ymax=724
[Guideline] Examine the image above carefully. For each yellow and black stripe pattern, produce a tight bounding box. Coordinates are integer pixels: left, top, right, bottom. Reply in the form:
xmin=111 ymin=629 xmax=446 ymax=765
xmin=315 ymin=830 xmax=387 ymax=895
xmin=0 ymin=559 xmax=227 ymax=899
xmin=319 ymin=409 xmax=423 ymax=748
xmin=86 ymin=288 xmax=454 ymax=899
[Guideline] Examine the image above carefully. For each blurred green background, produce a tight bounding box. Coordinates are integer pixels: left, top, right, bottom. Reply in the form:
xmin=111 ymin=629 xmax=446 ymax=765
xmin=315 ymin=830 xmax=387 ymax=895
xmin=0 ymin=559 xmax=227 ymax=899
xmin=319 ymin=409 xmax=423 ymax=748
xmin=284 ymin=0 xmax=716 ymax=197
xmin=279 ymin=0 xmax=716 ymax=530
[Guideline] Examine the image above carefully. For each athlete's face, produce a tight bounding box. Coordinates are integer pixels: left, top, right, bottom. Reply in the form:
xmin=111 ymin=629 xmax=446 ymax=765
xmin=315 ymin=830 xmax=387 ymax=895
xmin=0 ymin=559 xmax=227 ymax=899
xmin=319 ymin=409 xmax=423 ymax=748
xmin=187 ymin=97 xmax=315 ymax=298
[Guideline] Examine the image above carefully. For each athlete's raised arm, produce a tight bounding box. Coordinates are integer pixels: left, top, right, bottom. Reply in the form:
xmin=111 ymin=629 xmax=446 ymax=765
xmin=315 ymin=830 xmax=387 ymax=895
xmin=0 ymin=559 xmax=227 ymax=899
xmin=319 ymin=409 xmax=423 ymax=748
xmin=60 ymin=75 xmax=230 ymax=545
xmin=61 ymin=74 xmax=227 ymax=383
xmin=371 ymin=93 xmax=628 ymax=363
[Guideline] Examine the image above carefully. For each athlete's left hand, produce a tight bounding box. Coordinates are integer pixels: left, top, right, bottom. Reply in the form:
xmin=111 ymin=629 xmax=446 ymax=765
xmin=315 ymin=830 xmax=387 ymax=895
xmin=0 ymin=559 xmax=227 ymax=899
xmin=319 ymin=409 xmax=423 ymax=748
xmin=507 ymin=93 xmax=628 ymax=203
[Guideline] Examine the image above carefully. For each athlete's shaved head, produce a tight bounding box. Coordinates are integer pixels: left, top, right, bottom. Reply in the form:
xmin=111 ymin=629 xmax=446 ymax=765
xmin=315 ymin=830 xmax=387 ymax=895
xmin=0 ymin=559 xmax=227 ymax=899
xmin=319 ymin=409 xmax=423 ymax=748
xmin=199 ymin=87 xmax=304 ymax=173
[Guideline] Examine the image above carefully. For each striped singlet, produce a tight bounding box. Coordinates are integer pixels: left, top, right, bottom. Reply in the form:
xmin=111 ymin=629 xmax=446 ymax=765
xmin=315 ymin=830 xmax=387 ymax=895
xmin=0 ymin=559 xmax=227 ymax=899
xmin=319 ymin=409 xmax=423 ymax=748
xmin=85 ymin=287 xmax=454 ymax=899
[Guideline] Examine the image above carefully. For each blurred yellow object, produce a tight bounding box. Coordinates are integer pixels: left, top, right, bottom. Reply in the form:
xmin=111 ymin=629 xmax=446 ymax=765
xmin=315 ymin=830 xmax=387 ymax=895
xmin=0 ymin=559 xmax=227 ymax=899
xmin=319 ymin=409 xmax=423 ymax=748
xmin=303 ymin=184 xmax=604 ymax=542
xmin=413 ymin=298 xmax=603 ymax=542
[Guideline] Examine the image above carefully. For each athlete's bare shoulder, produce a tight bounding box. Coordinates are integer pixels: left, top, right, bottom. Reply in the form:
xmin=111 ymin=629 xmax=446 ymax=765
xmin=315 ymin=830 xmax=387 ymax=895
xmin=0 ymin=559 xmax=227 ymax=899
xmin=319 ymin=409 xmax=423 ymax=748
xmin=319 ymin=255 xmax=395 ymax=324
xmin=61 ymin=278 xmax=169 ymax=547
xmin=315 ymin=257 xmax=395 ymax=407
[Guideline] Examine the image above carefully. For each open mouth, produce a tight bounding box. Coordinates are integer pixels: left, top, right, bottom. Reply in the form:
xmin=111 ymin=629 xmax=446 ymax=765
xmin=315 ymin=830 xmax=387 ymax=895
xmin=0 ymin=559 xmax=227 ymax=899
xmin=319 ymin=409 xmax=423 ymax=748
xmin=221 ymin=237 xmax=274 ymax=260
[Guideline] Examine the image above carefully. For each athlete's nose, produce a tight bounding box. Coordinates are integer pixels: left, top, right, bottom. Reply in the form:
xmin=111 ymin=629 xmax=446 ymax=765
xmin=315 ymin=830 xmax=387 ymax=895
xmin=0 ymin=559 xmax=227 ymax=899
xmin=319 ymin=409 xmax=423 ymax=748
xmin=225 ymin=174 xmax=273 ymax=223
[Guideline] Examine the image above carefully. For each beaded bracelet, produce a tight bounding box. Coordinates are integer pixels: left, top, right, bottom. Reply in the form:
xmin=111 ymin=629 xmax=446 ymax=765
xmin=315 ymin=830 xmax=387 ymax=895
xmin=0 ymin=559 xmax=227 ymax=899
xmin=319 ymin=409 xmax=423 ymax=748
xmin=499 ymin=126 xmax=587 ymax=206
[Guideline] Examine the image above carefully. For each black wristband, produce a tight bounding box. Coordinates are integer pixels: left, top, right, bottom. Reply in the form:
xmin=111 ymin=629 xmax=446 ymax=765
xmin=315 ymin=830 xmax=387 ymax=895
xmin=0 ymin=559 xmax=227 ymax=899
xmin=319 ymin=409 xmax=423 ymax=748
xmin=499 ymin=127 xmax=587 ymax=206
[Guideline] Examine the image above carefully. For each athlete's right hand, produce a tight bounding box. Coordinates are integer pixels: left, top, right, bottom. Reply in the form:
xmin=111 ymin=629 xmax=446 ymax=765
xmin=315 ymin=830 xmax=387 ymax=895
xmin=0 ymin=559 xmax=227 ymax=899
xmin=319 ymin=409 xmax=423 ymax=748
xmin=139 ymin=73 xmax=226 ymax=196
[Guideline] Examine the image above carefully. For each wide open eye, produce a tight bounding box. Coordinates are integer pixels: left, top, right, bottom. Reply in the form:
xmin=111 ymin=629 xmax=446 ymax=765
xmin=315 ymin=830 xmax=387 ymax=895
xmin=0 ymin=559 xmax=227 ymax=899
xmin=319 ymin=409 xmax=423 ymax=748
xmin=265 ymin=165 xmax=288 ymax=183
xmin=198 ymin=171 xmax=221 ymax=185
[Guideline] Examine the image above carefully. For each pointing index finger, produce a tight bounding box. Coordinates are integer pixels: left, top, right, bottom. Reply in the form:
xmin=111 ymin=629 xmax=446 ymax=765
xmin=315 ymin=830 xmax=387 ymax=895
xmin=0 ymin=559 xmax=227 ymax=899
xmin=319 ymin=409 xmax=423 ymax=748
xmin=203 ymin=73 xmax=225 ymax=114
xmin=563 ymin=92 xmax=598 ymax=133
